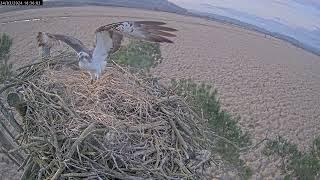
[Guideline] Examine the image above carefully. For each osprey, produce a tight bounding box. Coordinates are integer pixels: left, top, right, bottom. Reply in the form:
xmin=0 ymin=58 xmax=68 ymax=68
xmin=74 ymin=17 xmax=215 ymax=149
xmin=37 ymin=21 xmax=177 ymax=82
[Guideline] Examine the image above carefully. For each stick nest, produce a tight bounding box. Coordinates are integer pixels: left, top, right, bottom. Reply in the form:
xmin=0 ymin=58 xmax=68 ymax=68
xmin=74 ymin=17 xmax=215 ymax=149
xmin=5 ymin=53 xmax=219 ymax=179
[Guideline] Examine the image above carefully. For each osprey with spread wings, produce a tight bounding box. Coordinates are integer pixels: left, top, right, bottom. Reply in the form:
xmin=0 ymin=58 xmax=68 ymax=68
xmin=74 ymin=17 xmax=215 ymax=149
xmin=37 ymin=21 xmax=177 ymax=81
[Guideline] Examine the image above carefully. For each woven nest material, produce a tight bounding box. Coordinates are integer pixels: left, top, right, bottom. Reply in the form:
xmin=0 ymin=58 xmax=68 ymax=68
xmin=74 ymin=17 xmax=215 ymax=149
xmin=3 ymin=53 xmax=219 ymax=179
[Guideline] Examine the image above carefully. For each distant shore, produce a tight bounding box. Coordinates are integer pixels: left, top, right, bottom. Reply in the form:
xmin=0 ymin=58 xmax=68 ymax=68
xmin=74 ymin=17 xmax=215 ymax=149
xmin=188 ymin=12 xmax=320 ymax=57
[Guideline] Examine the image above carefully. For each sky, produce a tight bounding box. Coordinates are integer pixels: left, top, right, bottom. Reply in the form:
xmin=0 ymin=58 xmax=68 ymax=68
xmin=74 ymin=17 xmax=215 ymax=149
xmin=169 ymin=0 xmax=320 ymax=31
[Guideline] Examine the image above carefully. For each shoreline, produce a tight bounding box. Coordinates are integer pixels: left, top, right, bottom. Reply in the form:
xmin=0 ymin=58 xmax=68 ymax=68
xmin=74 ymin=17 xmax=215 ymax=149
xmin=190 ymin=12 xmax=320 ymax=57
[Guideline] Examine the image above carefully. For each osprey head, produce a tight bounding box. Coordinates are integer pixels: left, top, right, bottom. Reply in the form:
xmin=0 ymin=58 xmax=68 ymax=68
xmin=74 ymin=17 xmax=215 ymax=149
xmin=78 ymin=52 xmax=91 ymax=63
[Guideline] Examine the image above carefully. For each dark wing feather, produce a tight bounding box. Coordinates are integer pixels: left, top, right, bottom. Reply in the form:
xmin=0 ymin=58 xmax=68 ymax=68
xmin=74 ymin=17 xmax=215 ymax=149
xmin=37 ymin=32 xmax=90 ymax=57
xmin=93 ymin=21 xmax=177 ymax=57
xmin=109 ymin=31 xmax=123 ymax=53
xmin=92 ymin=21 xmax=177 ymax=63
xmin=145 ymin=29 xmax=176 ymax=37
xmin=134 ymin=21 xmax=167 ymax=25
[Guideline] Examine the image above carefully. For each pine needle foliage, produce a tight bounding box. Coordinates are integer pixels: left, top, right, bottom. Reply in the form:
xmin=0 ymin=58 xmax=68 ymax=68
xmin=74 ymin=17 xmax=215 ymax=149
xmin=263 ymin=136 xmax=320 ymax=179
xmin=170 ymin=79 xmax=252 ymax=178
xmin=110 ymin=40 xmax=163 ymax=71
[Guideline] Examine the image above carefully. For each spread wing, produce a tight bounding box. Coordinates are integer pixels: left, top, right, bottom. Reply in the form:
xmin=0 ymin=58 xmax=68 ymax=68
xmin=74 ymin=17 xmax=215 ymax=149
xmin=37 ymin=32 xmax=91 ymax=57
xmin=92 ymin=21 xmax=177 ymax=61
